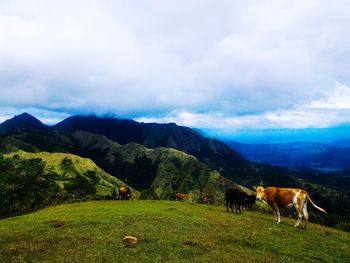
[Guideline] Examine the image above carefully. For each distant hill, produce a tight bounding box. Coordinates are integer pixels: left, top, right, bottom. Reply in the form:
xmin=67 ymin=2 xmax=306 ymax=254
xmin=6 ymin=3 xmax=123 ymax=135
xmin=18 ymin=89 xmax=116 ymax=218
xmin=0 ymin=150 xmax=129 ymax=218
xmin=0 ymin=130 xmax=239 ymax=201
xmin=4 ymin=150 xmax=126 ymax=196
xmin=0 ymin=113 xmax=49 ymax=135
xmin=227 ymin=141 xmax=350 ymax=171
xmin=331 ymin=139 xmax=350 ymax=148
xmin=53 ymin=115 xmax=249 ymax=181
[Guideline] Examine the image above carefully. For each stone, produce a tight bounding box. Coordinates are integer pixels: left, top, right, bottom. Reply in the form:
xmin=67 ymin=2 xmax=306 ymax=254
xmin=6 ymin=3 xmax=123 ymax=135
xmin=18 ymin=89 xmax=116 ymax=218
xmin=122 ymin=235 xmax=138 ymax=248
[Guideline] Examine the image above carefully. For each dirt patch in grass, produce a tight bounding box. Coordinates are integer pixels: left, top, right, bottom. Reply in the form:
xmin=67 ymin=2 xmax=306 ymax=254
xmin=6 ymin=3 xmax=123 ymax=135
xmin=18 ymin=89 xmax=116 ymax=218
xmin=47 ymin=220 xmax=66 ymax=228
xmin=181 ymin=240 xmax=195 ymax=247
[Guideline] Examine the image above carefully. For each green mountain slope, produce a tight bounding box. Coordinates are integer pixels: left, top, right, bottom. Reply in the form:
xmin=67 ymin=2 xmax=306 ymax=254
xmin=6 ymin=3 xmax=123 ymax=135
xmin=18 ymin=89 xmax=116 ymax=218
xmin=0 ymin=151 xmax=130 ymax=218
xmin=0 ymin=200 xmax=348 ymax=263
xmin=4 ymin=150 xmax=126 ymax=196
xmin=116 ymin=142 xmax=238 ymax=200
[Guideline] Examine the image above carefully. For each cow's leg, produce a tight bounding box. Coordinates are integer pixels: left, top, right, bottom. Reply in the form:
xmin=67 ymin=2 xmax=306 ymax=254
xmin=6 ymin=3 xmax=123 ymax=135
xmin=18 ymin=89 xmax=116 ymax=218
xmin=276 ymin=209 xmax=281 ymax=224
xmin=295 ymin=209 xmax=303 ymax=227
xmin=273 ymin=209 xmax=277 ymax=221
xmin=273 ymin=203 xmax=281 ymax=224
xmin=294 ymin=202 xmax=303 ymax=228
xmin=226 ymin=200 xmax=229 ymax=212
xmin=303 ymin=200 xmax=309 ymax=229
xmin=272 ymin=203 xmax=281 ymax=224
xmin=295 ymin=193 xmax=306 ymax=228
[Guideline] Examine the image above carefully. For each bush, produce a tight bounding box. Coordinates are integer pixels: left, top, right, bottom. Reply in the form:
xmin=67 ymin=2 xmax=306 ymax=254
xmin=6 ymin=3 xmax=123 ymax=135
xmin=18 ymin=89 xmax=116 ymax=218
xmin=0 ymin=156 xmax=60 ymax=218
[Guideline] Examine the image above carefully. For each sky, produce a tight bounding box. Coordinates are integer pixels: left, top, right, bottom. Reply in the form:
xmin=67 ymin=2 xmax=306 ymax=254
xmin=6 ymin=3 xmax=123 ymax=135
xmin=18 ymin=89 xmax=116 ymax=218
xmin=0 ymin=0 xmax=350 ymax=140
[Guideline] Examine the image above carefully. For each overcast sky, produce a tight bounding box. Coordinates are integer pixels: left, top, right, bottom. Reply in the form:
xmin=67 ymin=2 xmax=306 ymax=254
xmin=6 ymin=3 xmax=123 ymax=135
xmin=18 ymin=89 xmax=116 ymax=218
xmin=0 ymin=0 xmax=349 ymax=134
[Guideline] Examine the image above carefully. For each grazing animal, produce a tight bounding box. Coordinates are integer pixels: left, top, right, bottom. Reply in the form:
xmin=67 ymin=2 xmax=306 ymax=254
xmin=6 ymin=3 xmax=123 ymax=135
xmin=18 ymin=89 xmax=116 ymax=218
xmin=255 ymin=186 xmax=327 ymax=228
xmin=203 ymin=195 xmax=214 ymax=205
xmin=242 ymin=195 xmax=256 ymax=211
xmin=224 ymin=188 xmax=248 ymax=213
xmin=175 ymin=193 xmax=190 ymax=201
xmin=118 ymin=186 xmax=131 ymax=200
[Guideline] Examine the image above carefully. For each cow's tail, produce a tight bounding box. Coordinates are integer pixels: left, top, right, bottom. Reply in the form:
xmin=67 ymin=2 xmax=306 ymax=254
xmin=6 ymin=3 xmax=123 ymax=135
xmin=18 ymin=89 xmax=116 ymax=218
xmin=305 ymin=192 xmax=327 ymax=214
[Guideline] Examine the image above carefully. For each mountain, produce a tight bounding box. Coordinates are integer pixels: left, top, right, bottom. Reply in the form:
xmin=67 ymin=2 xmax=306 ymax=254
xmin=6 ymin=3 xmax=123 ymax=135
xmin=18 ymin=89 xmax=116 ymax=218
xmin=0 ymin=113 xmax=339 ymax=187
xmin=0 ymin=113 xmax=49 ymax=135
xmin=220 ymin=125 xmax=350 ymax=144
xmin=331 ymin=139 xmax=350 ymax=148
xmin=0 ymin=150 xmax=129 ymax=218
xmin=53 ymin=115 xmax=248 ymax=173
xmin=227 ymin=141 xmax=350 ymax=171
xmin=0 ymin=130 xmax=239 ymax=201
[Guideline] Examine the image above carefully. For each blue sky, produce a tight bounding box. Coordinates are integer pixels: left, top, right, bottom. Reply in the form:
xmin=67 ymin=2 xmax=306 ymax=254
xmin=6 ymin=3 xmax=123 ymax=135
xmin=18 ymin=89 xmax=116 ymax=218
xmin=0 ymin=1 xmax=350 ymax=141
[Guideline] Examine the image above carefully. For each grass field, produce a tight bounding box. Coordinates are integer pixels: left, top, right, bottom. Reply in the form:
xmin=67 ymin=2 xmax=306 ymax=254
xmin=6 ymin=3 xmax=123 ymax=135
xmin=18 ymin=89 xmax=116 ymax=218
xmin=0 ymin=201 xmax=349 ymax=263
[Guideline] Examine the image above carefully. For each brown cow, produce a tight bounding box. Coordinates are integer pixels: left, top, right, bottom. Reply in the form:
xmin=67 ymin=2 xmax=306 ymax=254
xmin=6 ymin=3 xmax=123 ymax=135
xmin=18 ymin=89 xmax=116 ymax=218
xmin=118 ymin=186 xmax=131 ymax=200
xmin=255 ymin=186 xmax=327 ymax=228
xmin=175 ymin=193 xmax=190 ymax=201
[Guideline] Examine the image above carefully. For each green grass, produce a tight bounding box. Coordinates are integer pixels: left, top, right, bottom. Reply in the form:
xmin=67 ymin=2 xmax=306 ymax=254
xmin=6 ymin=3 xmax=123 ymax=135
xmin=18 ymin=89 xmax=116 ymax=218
xmin=0 ymin=201 xmax=348 ymax=263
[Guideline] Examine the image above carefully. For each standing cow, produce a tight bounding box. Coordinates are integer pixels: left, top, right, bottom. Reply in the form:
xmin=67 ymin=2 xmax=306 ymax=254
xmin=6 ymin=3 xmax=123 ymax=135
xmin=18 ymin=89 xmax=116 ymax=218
xmin=118 ymin=186 xmax=131 ymax=200
xmin=242 ymin=195 xmax=256 ymax=211
xmin=255 ymin=186 xmax=327 ymax=228
xmin=175 ymin=193 xmax=190 ymax=201
xmin=224 ymin=188 xmax=248 ymax=214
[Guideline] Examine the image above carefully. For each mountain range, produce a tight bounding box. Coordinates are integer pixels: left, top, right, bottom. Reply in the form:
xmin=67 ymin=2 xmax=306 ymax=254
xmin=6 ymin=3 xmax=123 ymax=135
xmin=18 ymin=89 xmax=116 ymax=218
xmin=1 ymin=112 xmax=349 ymax=228
xmin=0 ymin=114 xmax=241 ymax=201
xmin=228 ymin=141 xmax=350 ymax=171
xmin=0 ymin=113 xmax=295 ymax=187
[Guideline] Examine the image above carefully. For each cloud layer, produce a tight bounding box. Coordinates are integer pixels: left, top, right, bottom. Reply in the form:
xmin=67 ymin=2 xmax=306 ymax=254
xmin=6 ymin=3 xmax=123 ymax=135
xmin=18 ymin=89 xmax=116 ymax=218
xmin=0 ymin=0 xmax=349 ymax=131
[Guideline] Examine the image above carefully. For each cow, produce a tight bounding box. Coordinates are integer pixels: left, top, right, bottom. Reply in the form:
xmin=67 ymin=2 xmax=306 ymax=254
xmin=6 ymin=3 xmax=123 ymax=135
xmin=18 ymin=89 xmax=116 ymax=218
xmin=242 ymin=195 xmax=256 ymax=211
xmin=118 ymin=186 xmax=131 ymax=200
xmin=255 ymin=186 xmax=327 ymax=228
xmin=175 ymin=193 xmax=190 ymax=201
xmin=224 ymin=188 xmax=248 ymax=214
xmin=203 ymin=195 xmax=214 ymax=205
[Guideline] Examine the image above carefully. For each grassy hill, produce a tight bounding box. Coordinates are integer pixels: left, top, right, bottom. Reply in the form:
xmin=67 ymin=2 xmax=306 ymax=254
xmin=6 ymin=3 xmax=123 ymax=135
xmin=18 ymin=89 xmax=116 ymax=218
xmin=0 ymin=151 xmax=132 ymax=218
xmin=0 ymin=200 xmax=348 ymax=263
xmin=4 ymin=150 xmax=127 ymax=197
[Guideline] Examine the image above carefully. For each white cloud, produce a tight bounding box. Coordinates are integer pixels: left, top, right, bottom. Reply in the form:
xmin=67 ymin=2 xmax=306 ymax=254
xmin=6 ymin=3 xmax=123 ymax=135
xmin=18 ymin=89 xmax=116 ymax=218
xmin=0 ymin=0 xmax=349 ymax=129
xmin=307 ymin=84 xmax=350 ymax=110
xmin=138 ymin=84 xmax=350 ymax=130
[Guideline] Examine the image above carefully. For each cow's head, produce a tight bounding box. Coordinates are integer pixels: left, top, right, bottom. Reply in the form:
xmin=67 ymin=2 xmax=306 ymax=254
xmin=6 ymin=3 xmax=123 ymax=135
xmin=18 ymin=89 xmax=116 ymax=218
xmin=255 ymin=186 xmax=265 ymax=201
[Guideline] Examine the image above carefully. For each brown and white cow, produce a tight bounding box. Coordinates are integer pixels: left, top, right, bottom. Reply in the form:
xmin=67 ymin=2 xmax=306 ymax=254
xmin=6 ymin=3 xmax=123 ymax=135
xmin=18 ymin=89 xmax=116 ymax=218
xmin=175 ymin=193 xmax=190 ymax=201
xmin=118 ymin=186 xmax=131 ymax=200
xmin=255 ymin=186 xmax=327 ymax=228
